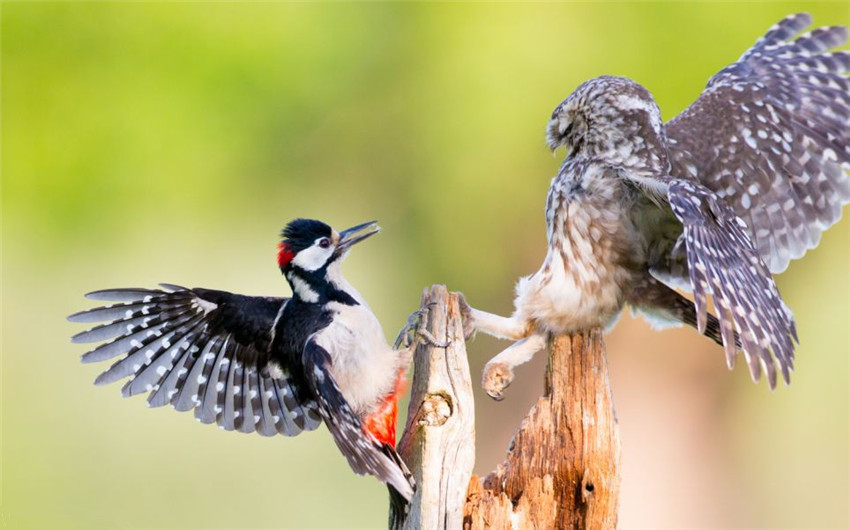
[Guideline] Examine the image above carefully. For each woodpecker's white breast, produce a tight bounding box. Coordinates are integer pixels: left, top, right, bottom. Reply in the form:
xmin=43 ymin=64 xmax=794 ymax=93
xmin=313 ymin=301 xmax=399 ymax=417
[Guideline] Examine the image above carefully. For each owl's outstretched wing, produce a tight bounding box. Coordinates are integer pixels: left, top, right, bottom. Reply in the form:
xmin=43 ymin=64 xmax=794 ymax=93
xmin=666 ymin=13 xmax=850 ymax=273
xmin=619 ymin=168 xmax=797 ymax=388
xmin=664 ymin=179 xmax=797 ymax=388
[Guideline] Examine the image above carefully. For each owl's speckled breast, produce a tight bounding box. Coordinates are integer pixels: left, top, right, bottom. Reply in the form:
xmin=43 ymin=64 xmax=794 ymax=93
xmin=513 ymin=162 xmax=644 ymax=334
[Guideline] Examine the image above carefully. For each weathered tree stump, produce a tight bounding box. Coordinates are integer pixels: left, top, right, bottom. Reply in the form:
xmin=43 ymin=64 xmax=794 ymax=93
xmin=465 ymin=330 xmax=621 ymax=529
xmin=391 ymin=286 xmax=476 ymax=530
xmin=392 ymin=286 xmax=621 ymax=530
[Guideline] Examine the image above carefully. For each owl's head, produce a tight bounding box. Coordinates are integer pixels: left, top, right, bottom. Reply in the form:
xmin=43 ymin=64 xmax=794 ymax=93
xmin=547 ymin=76 xmax=666 ymax=171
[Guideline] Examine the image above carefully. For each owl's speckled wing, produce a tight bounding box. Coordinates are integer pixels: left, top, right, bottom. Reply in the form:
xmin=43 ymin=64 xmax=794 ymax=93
xmin=666 ymin=13 xmax=850 ymax=273
xmin=665 ymin=179 xmax=797 ymax=388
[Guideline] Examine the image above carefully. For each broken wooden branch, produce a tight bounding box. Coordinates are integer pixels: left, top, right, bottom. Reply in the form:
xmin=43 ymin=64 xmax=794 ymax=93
xmin=391 ymin=286 xmax=621 ymax=530
xmin=391 ymin=285 xmax=476 ymax=530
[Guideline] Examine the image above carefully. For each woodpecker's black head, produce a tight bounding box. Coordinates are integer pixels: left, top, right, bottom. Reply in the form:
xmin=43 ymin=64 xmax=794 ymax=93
xmin=277 ymin=219 xmax=380 ymax=304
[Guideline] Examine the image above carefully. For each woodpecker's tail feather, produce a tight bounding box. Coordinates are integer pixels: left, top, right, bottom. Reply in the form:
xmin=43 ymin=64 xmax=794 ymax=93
xmin=385 ymin=444 xmax=414 ymax=528
xmin=388 ymin=484 xmax=410 ymax=528
xmin=383 ymin=442 xmax=415 ymax=494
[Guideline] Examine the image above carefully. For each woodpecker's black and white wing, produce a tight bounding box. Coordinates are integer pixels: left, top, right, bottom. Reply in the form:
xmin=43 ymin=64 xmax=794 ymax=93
xmin=302 ymin=339 xmax=415 ymax=501
xmin=646 ymin=178 xmax=797 ymax=388
xmin=666 ymin=13 xmax=850 ymax=273
xmin=69 ymin=285 xmax=322 ymax=436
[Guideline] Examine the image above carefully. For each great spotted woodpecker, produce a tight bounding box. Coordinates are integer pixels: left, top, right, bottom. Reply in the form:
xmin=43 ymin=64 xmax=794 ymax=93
xmin=69 ymin=219 xmax=417 ymax=502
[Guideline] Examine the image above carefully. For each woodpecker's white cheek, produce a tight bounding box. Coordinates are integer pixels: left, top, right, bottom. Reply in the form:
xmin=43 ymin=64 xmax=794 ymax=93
xmin=292 ymin=244 xmax=333 ymax=271
xmin=289 ymin=274 xmax=319 ymax=303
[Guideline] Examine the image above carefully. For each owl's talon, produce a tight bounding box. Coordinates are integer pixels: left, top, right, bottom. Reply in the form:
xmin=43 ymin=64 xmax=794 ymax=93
xmin=455 ymin=292 xmax=477 ymax=340
xmin=483 ymin=361 xmax=514 ymax=401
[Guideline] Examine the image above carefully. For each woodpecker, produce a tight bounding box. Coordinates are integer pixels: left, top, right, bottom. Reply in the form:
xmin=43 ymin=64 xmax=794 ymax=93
xmin=69 ymin=219 xmax=418 ymax=502
xmin=461 ymin=13 xmax=850 ymax=398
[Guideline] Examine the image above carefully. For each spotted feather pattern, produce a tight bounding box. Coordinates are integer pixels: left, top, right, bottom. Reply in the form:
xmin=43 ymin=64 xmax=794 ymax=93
xmin=667 ymin=13 xmax=850 ymax=273
xmin=667 ymin=180 xmax=797 ymax=387
xmin=302 ymin=340 xmax=415 ymax=501
xmin=69 ymin=285 xmax=321 ymax=436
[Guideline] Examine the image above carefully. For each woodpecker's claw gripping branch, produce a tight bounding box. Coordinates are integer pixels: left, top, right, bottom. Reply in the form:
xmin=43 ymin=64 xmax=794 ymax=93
xmin=394 ymin=303 xmax=450 ymax=350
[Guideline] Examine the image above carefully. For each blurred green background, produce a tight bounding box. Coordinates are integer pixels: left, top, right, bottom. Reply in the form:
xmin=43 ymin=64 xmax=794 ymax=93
xmin=2 ymin=2 xmax=848 ymax=528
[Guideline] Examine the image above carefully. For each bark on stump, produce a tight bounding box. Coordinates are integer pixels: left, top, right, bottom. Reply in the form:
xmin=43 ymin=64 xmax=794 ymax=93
xmin=392 ymin=286 xmax=621 ymax=530
xmin=465 ymin=330 xmax=621 ymax=529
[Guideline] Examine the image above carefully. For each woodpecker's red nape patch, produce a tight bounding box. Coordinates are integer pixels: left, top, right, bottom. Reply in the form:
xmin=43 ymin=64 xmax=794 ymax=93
xmin=277 ymin=242 xmax=295 ymax=268
xmin=363 ymin=369 xmax=407 ymax=447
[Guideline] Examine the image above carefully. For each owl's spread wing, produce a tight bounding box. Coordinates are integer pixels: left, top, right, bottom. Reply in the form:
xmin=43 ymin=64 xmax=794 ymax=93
xmin=666 ymin=13 xmax=850 ymax=273
xmin=69 ymin=285 xmax=322 ymax=436
xmin=664 ymin=179 xmax=797 ymax=388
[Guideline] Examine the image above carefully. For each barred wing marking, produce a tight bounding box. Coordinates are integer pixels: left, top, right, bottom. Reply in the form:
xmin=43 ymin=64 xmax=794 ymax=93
xmin=302 ymin=339 xmax=415 ymax=501
xmin=667 ymin=180 xmax=797 ymax=388
xmin=667 ymin=13 xmax=850 ymax=273
xmin=69 ymin=285 xmax=321 ymax=437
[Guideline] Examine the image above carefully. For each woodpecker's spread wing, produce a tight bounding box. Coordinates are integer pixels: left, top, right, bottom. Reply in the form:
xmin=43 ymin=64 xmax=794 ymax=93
xmin=661 ymin=179 xmax=797 ymax=388
xmin=302 ymin=339 xmax=415 ymax=501
xmin=666 ymin=13 xmax=850 ymax=273
xmin=70 ymin=285 xmax=322 ymax=436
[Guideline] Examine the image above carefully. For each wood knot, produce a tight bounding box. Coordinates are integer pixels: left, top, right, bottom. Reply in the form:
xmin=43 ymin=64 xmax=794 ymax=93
xmin=580 ymin=470 xmax=596 ymax=502
xmin=418 ymin=391 xmax=453 ymax=426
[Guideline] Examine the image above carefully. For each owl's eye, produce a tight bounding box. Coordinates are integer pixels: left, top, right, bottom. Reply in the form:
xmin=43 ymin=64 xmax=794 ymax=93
xmin=319 ymin=238 xmax=331 ymax=249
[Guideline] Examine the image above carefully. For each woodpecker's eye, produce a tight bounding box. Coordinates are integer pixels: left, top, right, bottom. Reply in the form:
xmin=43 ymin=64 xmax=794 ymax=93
xmin=319 ymin=238 xmax=331 ymax=249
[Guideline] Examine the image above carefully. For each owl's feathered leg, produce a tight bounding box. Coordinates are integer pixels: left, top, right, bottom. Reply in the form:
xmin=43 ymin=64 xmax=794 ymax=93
xmin=456 ymin=294 xmax=533 ymax=341
xmin=480 ymin=333 xmax=548 ymax=400
xmin=456 ymin=293 xmax=544 ymax=400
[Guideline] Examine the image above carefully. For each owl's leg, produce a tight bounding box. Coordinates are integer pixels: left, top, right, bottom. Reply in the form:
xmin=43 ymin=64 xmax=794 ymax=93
xmin=459 ymin=295 xmax=547 ymax=401
xmin=481 ymin=333 xmax=548 ymax=400
xmin=456 ymin=293 xmax=531 ymax=341
xmin=456 ymin=293 xmax=544 ymax=400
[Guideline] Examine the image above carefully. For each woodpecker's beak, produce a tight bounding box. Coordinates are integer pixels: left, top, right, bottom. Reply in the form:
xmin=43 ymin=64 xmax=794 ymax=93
xmin=337 ymin=221 xmax=380 ymax=252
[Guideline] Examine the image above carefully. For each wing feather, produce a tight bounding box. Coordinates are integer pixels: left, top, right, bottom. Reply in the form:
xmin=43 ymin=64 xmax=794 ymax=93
xmin=70 ymin=285 xmax=321 ymax=437
xmin=666 ymin=179 xmax=797 ymax=387
xmin=667 ymin=14 xmax=850 ymax=273
xmin=195 ymin=337 xmax=229 ymax=424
